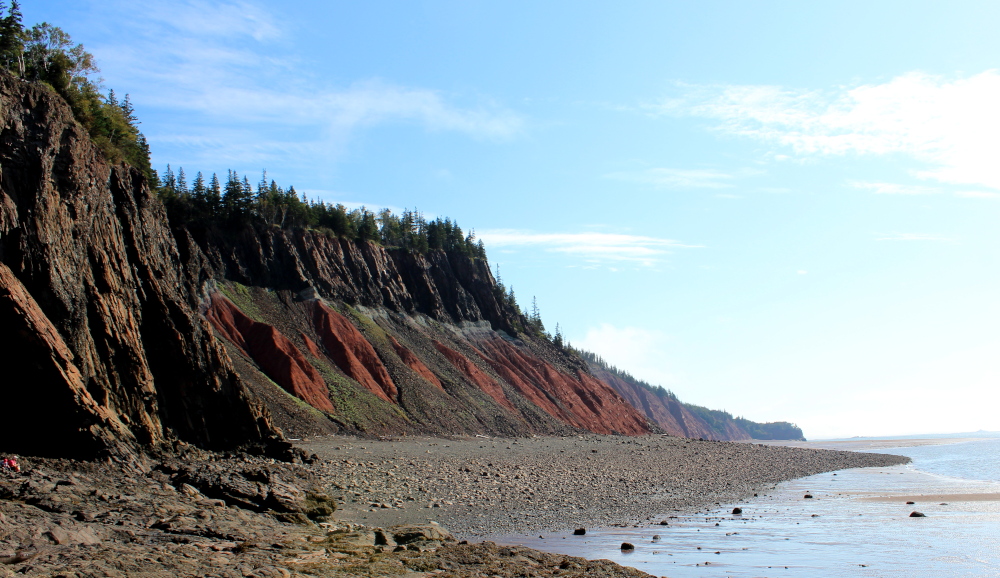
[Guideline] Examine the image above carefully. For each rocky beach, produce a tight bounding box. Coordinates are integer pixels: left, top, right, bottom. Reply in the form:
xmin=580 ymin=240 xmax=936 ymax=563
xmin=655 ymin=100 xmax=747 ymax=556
xmin=0 ymin=435 xmax=907 ymax=577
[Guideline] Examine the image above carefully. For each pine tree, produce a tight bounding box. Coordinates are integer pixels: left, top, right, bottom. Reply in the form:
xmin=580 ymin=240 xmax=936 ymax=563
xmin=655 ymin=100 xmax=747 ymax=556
xmin=208 ymin=173 xmax=222 ymax=217
xmin=0 ymin=0 xmax=25 ymax=75
xmin=177 ymin=167 xmax=188 ymax=197
xmin=553 ymin=323 xmax=564 ymax=348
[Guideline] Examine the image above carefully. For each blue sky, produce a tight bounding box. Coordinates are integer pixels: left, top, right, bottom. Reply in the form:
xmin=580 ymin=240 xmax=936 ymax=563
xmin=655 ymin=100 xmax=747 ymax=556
xmin=30 ymin=0 xmax=1000 ymax=438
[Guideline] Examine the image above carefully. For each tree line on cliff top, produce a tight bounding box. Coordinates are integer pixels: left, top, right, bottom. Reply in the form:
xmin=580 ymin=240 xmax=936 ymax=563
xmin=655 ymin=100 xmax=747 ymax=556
xmin=0 ymin=5 xmax=488 ymax=259
xmin=154 ymin=165 xmax=487 ymax=260
xmin=0 ymin=7 xmax=560 ymax=344
xmin=0 ymin=1 xmax=153 ymax=178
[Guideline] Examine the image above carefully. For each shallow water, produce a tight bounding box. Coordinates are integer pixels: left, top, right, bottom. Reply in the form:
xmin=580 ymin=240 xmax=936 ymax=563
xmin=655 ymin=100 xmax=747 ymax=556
xmin=494 ymin=437 xmax=1000 ymax=577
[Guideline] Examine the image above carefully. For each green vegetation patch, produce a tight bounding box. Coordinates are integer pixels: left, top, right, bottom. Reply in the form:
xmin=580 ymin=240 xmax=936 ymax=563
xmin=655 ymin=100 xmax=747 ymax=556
xmin=308 ymin=356 xmax=407 ymax=431
xmin=219 ymin=281 xmax=265 ymax=323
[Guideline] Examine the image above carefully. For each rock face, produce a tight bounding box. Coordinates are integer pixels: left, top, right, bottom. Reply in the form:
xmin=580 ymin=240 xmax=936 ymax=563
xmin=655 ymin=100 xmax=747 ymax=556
xmin=0 ymin=72 xmax=277 ymax=458
xmin=592 ymin=366 xmax=741 ymax=440
xmin=205 ymin=293 xmax=334 ymax=413
xmin=0 ymin=70 xmax=787 ymax=455
xmin=312 ymin=301 xmax=398 ymax=403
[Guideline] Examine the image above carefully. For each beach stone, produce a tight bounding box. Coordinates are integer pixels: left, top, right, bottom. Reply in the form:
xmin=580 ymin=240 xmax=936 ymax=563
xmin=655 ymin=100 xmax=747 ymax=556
xmin=906 ymin=501 xmax=915 ymax=504
xmin=732 ymin=507 xmax=742 ymax=515
xmin=573 ymin=528 xmax=586 ymax=535
xmin=620 ymin=542 xmax=634 ymax=551
xmin=909 ymin=511 xmax=926 ymax=517
xmin=390 ymin=524 xmax=453 ymax=544
xmin=651 ymin=535 xmax=660 ymax=542
xmin=804 ymin=494 xmax=813 ymax=499
xmin=374 ymin=529 xmax=396 ymax=547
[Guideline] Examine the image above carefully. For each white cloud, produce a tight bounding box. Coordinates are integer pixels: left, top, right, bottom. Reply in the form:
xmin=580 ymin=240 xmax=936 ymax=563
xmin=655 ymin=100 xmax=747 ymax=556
xmin=92 ymin=0 xmax=523 ymax=170
xmin=573 ymin=324 xmax=677 ymax=388
xmin=873 ymin=232 xmax=954 ymax=242
xmin=143 ymin=0 xmax=282 ymax=41
xmin=660 ymin=71 xmax=1000 ymax=190
xmin=849 ymin=181 xmax=941 ymax=195
xmin=476 ymin=229 xmax=701 ymax=267
xmin=605 ymin=168 xmax=735 ymax=189
xmin=955 ymin=190 xmax=1000 ymax=199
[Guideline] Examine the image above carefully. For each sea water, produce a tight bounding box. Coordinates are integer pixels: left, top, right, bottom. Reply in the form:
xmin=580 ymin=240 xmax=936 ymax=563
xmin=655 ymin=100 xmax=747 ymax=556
xmin=495 ymin=436 xmax=1000 ymax=577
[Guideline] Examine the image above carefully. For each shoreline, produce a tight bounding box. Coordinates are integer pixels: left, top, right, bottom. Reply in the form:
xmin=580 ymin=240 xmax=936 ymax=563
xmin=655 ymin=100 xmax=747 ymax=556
xmin=0 ymin=435 xmax=909 ymax=577
xmin=487 ymin=437 xmax=999 ymax=576
xmin=297 ymin=433 xmax=909 ymax=538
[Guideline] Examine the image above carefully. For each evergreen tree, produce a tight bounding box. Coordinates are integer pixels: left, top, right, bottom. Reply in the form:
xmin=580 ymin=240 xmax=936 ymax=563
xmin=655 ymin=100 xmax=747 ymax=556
xmin=177 ymin=167 xmax=188 ymax=197
xmin=208 ymin=173 xmax=222 ymax=216
xmin=0 ymin=1 xmax=25 ymax=75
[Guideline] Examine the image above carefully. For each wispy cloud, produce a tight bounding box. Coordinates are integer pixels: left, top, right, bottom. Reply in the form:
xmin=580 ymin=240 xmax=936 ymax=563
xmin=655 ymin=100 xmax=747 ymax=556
xmin=477 ymin=230 xmax=701 ymax=267
xmin=657 ymin=71 xmax=1000 ymax=191
xmin=849 ymin=181 xmax=941 ymax=195
xmin=605 ymin=168 xmax=735 ymax=189
xmin=851 ymin=181 xmax=1000 ymax=198
xmin=873 ymin=232 xmax=954 ymax=242
xmin=91 ymin=0 xmax=523 ymax=169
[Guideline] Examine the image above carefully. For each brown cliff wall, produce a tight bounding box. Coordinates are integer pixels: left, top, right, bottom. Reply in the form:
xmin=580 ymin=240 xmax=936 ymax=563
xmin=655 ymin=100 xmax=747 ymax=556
xmin=472 ymin=337 xmax=651 ymax=435
xmin=185 ymin=226 xmax=518 ymax=335
xmin=0 ymin=73 xmax=278 ymax=458
xmin=0 ymin=70 xmax=782 ymax=451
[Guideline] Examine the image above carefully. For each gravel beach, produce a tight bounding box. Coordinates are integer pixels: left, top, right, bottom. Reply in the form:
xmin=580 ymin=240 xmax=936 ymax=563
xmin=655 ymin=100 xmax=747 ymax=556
xmin=0 ymin=435 xmax=908 ymax=577
xmin=299 ymin=434 xmax=909 ymax=537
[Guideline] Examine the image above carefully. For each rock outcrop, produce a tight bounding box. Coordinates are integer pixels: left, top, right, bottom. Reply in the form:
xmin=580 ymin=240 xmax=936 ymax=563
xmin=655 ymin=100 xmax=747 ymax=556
xmin=0 ymin=72 xmax=278 ymax=458
xmin=206 ymin=293 xmax=334 ymax=413
xmin=0 ymin=70 xmax=792 ymax=457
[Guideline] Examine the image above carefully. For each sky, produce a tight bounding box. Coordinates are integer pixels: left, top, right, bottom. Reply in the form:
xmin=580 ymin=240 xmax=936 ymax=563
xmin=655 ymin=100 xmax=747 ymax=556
xmin=28 ymin=0 xmax=1000 ymax=439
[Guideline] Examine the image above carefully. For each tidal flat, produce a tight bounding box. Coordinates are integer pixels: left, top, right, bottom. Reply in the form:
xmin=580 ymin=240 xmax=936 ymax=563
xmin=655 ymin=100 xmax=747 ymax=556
xmin=302 ymin=434 xmax=907 ymax=536
xmin=0 ymin=435 xmax=906 ymax=577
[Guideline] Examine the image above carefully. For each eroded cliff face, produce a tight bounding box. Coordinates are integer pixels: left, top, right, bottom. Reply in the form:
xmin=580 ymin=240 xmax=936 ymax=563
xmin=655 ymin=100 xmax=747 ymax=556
xmin=0 ymin=73 xmax=278 ymax=458
xmin=590 ymin=365 xmax=752 ymax=441
xmin=1 ymin=71 xmax=765 ymax=456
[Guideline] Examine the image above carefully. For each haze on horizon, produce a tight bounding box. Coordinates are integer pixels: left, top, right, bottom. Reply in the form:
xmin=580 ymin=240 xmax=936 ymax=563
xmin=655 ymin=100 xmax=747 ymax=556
xmin=32 ymin=0 xmax=1000 ymax=439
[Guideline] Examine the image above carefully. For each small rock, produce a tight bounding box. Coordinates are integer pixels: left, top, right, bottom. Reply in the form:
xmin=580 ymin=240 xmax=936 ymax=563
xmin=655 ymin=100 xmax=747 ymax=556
xmin=909 ymin=511 xmax=926 ymax=517
xmin=572 ymin=528 xmax=586 ymax=536
xmin=651 ymin=535 xmax=660 ymax=542
xmin=804 ymin=494 xmax=813 ymax=499
xmin=906 ymin=501 xmax=915 ymax=505
xmin=732 ymin=507 xmax=742 ymax=515
xmin=620 ymin=542 xmax=635 ymax=551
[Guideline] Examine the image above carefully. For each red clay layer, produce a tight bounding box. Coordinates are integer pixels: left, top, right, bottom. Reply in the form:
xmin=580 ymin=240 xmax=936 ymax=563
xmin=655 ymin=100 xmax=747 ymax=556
xmin=206 ymin=294 xmax=334 ymax=413
xmin=389 ymin=336 xmax=444 ymax=390
xmin=432 ymin=340 xmax=517 ymax=413
xmin=311 ymin=302 xmax=398 ymax=403
xmin=473 ymin=337 xmax=651 ymax=436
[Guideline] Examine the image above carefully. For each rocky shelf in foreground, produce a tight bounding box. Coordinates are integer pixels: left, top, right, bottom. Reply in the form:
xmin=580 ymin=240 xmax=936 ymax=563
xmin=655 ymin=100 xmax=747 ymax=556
xmin=0 ymin=435 xmax=907 ymax=577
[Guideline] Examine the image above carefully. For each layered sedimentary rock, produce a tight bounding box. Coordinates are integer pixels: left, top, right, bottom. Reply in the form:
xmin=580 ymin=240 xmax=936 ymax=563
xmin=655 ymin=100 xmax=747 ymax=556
xmin=205 ymin=294 xmax=334 ymax=413
xmin=0 ymin=70 xmax=781 ymax=457
xmin=0 ymin=73 xmax=277 ymax=458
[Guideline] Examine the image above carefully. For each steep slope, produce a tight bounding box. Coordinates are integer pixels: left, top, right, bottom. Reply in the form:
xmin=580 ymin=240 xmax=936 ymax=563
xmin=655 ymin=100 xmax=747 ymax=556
xmin=0 ymin=70 xmax=801 ymax=457
xmin=0 ymin=73 xmax=279 ymax=458
xmin=587 ymin=356 xmax=804 ymax=441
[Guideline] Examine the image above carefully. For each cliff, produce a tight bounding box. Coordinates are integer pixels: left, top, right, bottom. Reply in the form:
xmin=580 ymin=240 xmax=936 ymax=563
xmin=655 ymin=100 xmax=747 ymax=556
xmin=0 ymin=73 xmax=279 ymax=459
xmin=0 ymin=72 xmax=797 ymax=459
